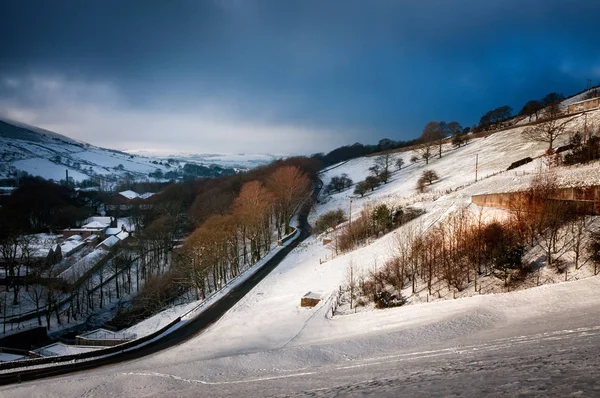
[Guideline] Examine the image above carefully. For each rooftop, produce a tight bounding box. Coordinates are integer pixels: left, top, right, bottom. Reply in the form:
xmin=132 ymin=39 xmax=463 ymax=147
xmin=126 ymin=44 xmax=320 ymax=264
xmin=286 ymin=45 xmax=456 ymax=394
xmin=303 ymin=291 xmax=323 ymax=299
xmin=98 ymin=235 xmax=119 ymax=248
xmin=119 ymin=190 xmax=140 ymax=200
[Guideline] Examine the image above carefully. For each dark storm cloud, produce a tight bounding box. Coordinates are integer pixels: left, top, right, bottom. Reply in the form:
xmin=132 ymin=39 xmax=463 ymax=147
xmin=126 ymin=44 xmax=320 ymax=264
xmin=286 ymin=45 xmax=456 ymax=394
xmin=1 ymin=0 xmax=600 ymax=153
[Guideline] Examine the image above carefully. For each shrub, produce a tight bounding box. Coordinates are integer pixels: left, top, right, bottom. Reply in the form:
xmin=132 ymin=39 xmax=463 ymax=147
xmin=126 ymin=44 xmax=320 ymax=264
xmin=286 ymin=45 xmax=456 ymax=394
xmin=374 ymin=290 xmax=404 ymax=309
xmin=416 ymin=178 xmax=427 ymax=193
xmin=313 ymin=208 xmax=346 ymax=234
xmin=372 ymin=203 xmax=393 ymax=234
xmin=395 ymin=158 xmax=405 ymax=170
xmin=421 ymin=170 xmax=439 ymax=184
xmin=365 ymin=176 xmax=381 ymax=191
xmin=416 ymin=170 xmax=439 ymax=193
xmin=335 ymin=208 xmax=374 ymax=253
xmin=354 ymin=181 xmax=368 ymax=197
xmin=326 ymin=173 xmax=353 ymax=193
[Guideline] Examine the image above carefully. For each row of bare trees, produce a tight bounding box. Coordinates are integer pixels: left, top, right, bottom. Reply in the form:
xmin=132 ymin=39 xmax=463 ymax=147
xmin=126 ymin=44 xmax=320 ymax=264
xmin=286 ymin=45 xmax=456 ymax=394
xmin=415 ymin=121 xmax=465 ymax=164
xmin=353 ymin=173 xmax=599 ymax=308
xmin=175 ymin=166 xmax=310 ymax=301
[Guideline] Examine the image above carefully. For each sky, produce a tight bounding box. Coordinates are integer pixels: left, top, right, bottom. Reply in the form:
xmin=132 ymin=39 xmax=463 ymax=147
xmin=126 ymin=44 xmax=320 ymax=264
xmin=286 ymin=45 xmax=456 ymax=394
xmin=1 ymin=0 xmax=600 ymax=156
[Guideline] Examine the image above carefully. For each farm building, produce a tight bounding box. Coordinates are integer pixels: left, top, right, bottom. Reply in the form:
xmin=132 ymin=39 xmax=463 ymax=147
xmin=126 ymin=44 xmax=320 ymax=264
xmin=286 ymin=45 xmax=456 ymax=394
xmin=105 ymin=191 xmax=155 ymax=214
xmin=301 ymin=291 xmax=323 ymax=307
xmin=568 ymin=97 xmax=600 ymax=113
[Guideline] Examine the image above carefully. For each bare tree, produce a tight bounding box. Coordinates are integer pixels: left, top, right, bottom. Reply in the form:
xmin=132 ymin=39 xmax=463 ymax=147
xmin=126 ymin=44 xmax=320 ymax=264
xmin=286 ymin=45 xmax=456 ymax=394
xmin=25 ymin=265 xmax=45 ymax=326
xmin=346 ymin=261 xmax=358 ymax=311
xmin=0 ymin=233 xmax=29 ymax=305
xmin=416 ymin=170 xmax=439 ymax=192
xmin=416 ymin=144 xmax=433 ymax=165
xmin=353 ymin=181 xmax=368 ymax=197
xmin=570 ymin=215 xmax=586 ymax=270
xmin=519 ymin=100 xmax=543 ymax=122
xmin=374 ymin=154 xmax=392 ymax=183
xmin=588 ymin=232 xmax=600 ymax=275
xmin=44 ymin=277 xmax=65 ymax=330
xmin=110 ymin=250 xmax=133 ymax=299
xmin=522 ymin=103 xmax=573 ymax=151
xmin=422 ymin=121 xmax=447 ymax=159
xmin=421 ymin=170 xmax=439 ymax=184
xmin=234 ymin=181 xmax=275 ymax=263
xmin=395 ymin=157 xmax=405 ymax=171
xmin=541 ymin=92 xmax=565 ymax=107
xmin=267 ymin=166 xmax=310 ymax=238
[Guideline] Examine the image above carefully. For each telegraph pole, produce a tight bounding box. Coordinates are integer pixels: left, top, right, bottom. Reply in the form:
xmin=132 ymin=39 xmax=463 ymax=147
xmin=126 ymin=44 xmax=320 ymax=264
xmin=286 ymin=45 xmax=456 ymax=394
xmin=586 ymin=79 xmax=592 ymax=90
xmin=475 ymin=154 xmax=478 ymax=182
xmin=349 ymin=199 xmax=353 ymax=228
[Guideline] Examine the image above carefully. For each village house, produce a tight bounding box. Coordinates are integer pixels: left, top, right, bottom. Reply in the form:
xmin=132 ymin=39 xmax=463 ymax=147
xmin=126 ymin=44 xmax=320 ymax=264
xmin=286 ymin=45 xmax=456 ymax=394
xmin=105 ymin=190 xmax=155 ymax=215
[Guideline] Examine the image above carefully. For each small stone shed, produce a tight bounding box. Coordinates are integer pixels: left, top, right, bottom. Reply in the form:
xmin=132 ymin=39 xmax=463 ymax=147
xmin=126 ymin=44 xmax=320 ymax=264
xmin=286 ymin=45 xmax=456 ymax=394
xmin=301 ymin=291 xmax=322 ymax=307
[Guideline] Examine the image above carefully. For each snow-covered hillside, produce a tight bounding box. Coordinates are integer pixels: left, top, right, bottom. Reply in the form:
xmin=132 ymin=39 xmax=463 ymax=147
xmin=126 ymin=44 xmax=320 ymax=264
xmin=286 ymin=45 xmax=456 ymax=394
xmin=124 ymin=150 xmax=281 ymax=171
xmin=317 ymin=107 xmax=600 ymax=224
xmin=150 ymin=106 xmax=600 ymax=358
xmin=115 ymin=105 xmax=600 ymax=350
xmin=0 ymin=118 xmax=271 ymax=183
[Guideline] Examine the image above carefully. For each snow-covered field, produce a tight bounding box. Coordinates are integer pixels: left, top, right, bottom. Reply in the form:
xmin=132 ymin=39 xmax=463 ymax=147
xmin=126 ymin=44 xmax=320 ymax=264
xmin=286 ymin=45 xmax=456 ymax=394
xmin=3 ymin=274 xmax=599 ymax=396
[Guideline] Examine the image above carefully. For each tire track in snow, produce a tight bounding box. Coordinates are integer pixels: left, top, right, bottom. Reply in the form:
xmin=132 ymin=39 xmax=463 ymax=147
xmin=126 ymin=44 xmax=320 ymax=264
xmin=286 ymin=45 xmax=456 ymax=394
xmin=115 ymin=325 xmax=600 ymax=386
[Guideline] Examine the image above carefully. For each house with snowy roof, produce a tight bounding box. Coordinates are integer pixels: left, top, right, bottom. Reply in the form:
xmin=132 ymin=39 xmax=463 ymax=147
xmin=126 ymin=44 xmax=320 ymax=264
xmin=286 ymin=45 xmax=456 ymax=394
xmin=61 ymin=223 xmax=108 ymax=240
xmin=106 ymin=190 xmax=155 ymax=215
xmin=119 ymin=190 xmax=140 ymax=200
xmin=97 ymin=235 xmax=120 ymax=250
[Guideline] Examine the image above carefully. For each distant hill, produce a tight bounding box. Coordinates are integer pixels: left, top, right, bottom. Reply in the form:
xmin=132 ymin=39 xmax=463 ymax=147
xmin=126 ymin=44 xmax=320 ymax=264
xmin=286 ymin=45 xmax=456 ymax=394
xmin=0 ymin=118 xmax=84 ymax=146
xmin=0 ymin=118 xmax=270 ymax=186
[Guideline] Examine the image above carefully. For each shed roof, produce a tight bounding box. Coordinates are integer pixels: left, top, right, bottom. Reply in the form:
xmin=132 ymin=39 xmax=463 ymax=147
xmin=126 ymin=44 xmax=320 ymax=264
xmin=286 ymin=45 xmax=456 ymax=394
xmin=98 ymin=235 xmax=119 ymax=248
xmin=303 ymin=291 xmax=323 ymax=299
xmin=119 ymin=190 xmax=139 ymax=200
xmin=81 ymin=221 xmax=108 ymax=229
xmin=115 ymin=231 xmax=129 ymax=241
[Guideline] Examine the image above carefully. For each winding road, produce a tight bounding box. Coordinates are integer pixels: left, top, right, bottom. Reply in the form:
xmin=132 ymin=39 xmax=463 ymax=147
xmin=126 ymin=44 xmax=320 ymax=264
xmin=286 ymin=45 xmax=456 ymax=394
xmin=0 ymin=183 xmax=318 ymax=385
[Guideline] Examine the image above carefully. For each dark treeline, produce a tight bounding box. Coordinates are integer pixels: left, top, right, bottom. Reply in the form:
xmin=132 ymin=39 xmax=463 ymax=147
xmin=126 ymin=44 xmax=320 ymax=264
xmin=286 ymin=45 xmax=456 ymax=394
xmin=311 ymin=138 xmax=419 ymax=167
xmin=0 ymin=177 xmax=93 ymax=235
